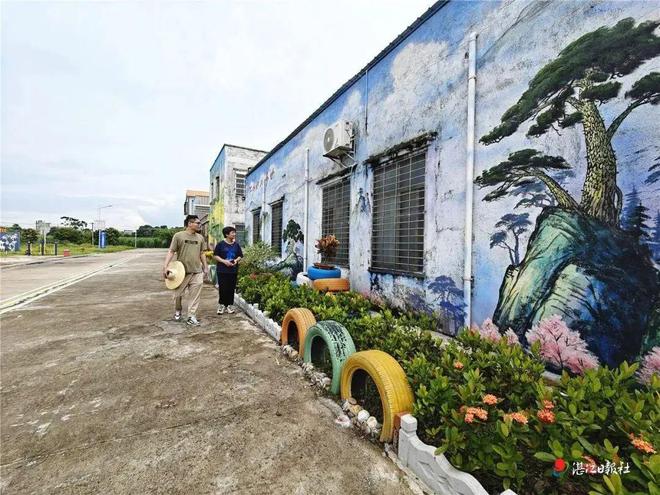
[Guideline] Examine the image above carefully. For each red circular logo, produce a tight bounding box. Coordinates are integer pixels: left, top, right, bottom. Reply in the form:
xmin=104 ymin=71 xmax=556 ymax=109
xmin=554 ymin=458 xmax=567 ymax=472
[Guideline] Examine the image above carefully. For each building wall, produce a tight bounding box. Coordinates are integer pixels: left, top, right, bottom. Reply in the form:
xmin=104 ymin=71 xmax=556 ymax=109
xmin=209 ymin=145 xmax=266 ymax=245
xmin=245 ymin=0 xmax=660 ymax=368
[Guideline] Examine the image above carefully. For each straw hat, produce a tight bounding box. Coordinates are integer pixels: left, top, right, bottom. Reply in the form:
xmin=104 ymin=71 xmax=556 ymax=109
xmin=164 ymin=261 xmax=186 ymax=290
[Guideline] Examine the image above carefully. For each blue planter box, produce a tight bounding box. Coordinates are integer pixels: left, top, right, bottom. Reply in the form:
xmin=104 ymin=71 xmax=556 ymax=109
xmin=307 ymin=266 xmax=341 ymax=280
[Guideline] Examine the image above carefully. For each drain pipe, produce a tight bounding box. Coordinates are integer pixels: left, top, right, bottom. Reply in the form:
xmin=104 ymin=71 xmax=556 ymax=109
xmin=303 ymin=148 xmax=310 ymax=271
xmin=463 ymin=32 xmax=478 ymax=328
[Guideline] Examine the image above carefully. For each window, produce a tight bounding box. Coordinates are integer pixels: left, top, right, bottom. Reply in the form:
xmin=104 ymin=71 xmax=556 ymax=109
xmin=371 ymin=150 xmax=425 ymax=276
xmin=235 ymin=223 xmax=246 ymax=245
xmin=321 ymin=177 xmax=351 ymax=266
xmin=252 ymin=208 xmax=261 ymax=244
xmin=235 ymin=172 xmax=246 ymax=199
xmin=215 ymin=177 xmax=220 ymax=201
xmin=271 ymin=200 xmax=283 ymax=256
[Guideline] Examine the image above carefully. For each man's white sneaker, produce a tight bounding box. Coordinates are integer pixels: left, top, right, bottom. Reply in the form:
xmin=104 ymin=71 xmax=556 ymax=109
xmin=226 ymin=305 xmax=236 ymax=314
xmin=217 ymin=305 xmax=225 ymax=315
xmin=186 ymin=316 xmax=201 ymax=326
xmin=174 ymin=311 xmax=182 ymax=321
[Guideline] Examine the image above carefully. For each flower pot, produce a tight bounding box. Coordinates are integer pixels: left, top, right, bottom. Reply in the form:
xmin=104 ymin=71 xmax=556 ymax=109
xmin=313 ymin=262 xmax=335 ymax=270
xmin=307 ymin=265 xmax=341 ymax=281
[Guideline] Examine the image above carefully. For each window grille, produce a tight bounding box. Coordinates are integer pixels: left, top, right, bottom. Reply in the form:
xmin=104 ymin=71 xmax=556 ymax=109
xmin=252 ymin=209 xmax=261 ymax=244
xmin=271 ymin=201 xmax=283 ymax=256
xmin=321 ymin=177 xmax=350 ymax=266
xmin=371 ymin=150 xmax=425 ymax=276
xmin=235 ymin=172 xmax=246 ymax=199
xmin=235 ymin=223 xmax=246 ymax=245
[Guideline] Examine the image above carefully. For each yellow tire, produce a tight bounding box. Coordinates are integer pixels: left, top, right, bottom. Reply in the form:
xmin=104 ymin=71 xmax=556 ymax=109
xmin=313 ymin=278 xmax=350 ymax=292
xmin=340 ymin=350 xmax=414 ymax=443
xmin=281 ymin=308 xmax=316 ymax=358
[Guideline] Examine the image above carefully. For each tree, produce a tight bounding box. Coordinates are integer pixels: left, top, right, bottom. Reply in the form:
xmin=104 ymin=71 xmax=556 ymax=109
xmin=652 ymin=211 xmax=660 ymax=262
xmin=621 ymin=186 xmax=641 ymax=231
xmin=628 ymin=202 xmax=651 ymax=241
xmin=481 ymin=19 xmax=660 ymax=226
xmin=646 ymin=155 xmax=660 ymax=185
xmin=488 ymin=213 xmax=532 ymax=265
xmin=428 ymin=275 xmax=465 ymax=323
xmin=105 ymin=227 xmax=121 ymax=246
xmin=476 ymin=149 xmax=579 ymax=210
xmin=11 ymin=223 xmax=22 ymax=232
xmin=137 ymin=225 xmax=154 ymax=237
xmin=50 ymin=227 xmax=84 ymax=244
xmin=60 ymin=216 xmax=87 ymax=229
xmin=22 ymin=228 xmax=39 ymax=244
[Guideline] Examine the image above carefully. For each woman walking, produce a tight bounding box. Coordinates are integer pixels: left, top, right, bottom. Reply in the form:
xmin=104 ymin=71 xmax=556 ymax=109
xmin=213 ymin=226 xmax=243 ymax=314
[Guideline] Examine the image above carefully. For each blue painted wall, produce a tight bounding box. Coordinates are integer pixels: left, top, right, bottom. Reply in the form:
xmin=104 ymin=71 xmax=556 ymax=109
xmin=245 ymin=0 xmax=660 ymax=365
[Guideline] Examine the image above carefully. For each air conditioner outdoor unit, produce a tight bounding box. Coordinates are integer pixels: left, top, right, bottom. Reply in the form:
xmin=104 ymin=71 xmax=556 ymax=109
xmin=323 ymin=121 xmax=353 ymax=157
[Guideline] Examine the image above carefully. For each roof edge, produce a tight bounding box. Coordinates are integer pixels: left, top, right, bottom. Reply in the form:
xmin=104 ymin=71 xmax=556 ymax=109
xmin=209 ymin=144 xmax=269 ymax=172
xmin=246 ymin=0 xmax=451 ymax=178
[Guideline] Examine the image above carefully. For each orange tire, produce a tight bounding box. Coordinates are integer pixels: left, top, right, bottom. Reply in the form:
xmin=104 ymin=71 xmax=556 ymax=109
xmin=313 ymin=278 xmax=350 ymax=292
xmin=281 ymin=308 xmax=316 ymax=358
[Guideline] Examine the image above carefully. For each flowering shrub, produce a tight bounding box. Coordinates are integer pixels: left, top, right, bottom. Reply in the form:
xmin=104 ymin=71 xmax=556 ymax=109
xmin=236 ymin=275 xmax=660 ymax=494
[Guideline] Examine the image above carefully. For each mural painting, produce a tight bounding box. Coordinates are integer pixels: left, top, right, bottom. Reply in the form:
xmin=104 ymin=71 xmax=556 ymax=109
xmin=0 ymin=231 xmax=21 ymax=253
xmin=271 ymin=219 xmax=304 ymax=280
xmin=208 ymin=192 xmax=224 ymax=245
xmin=476 ymin=19 xmax=660 ymax=368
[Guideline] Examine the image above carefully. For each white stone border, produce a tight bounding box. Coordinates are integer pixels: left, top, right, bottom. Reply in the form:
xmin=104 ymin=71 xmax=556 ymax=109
xmin=234 ymin=293 xmax=281 ymax=341
xmin=398 ymin=414 xmax=518 ymax=495
xmin=235 ymin=292 xmax=518 ymax=495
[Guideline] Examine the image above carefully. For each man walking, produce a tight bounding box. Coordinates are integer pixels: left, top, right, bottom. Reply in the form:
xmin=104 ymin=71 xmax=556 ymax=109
xmin=162 ymin=215 xmax=208 ymax=326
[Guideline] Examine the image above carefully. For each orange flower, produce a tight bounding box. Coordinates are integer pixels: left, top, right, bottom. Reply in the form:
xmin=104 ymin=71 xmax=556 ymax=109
xmin=483 ymin=394 xmax=498 ymax=405
xmin=537 ymin=409 xmax=555 ymax=424
xmin=464 ymin=413 xmax=474 ymax=423
xmin=453 ymin=361 xmax=464 ymax=370
xmin=542 ymin=400 xmax=554 ymax=410
xmin=630 ymin=433 xmax=656 ymax=454
xmin=466 ymin=407 xmax=488 ymax=421
xmin=504 ymin=412 xmax=528 ymax=425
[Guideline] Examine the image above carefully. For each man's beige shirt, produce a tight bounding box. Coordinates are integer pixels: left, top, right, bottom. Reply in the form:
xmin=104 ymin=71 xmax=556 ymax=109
xmin=169 ymin=231 xmax=207 ymax=274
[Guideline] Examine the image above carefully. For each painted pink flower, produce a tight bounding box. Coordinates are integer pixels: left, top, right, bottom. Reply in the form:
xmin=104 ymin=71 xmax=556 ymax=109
xmin=525 ymin=315 xmax=599 ymax=375
xmin=478 ymin=318 xmax=502 ymax=342
xmin=504 ymin=328 xmax=520 ymax=346
xmin=637 ymin=347 xmax=660 ymax=385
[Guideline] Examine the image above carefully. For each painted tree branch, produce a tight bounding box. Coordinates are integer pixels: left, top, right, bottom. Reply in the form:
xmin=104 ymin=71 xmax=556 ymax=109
xmin=607 ymin=99 xmax=648 ymax=140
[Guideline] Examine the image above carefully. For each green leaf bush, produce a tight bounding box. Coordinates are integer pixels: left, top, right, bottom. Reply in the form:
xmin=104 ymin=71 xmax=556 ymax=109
xmin=236 ymin=272 xmax=659 ymax=495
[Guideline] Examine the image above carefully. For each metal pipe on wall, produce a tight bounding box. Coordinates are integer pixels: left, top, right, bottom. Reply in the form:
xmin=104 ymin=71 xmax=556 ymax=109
xmin=463 ymin=32 xmax=478 ymax=328
xmin=303 ymin=148 xmax=309 ymax=271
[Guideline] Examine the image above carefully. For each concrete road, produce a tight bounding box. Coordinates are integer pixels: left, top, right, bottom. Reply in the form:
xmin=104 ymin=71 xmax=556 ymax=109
xmin=0 ymin=252 xmax=418 ymax=494
xmin=0 ymin=250 xmax=145 ymax=304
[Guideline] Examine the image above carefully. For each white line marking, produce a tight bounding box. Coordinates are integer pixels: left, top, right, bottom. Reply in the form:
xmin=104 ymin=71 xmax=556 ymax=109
xmin=0 ymin=254 xmax=141 ymax=315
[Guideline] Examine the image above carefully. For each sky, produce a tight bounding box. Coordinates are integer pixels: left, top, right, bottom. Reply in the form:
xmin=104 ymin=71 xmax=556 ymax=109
xmin=1 ymin=0 xmax=434 ymax=231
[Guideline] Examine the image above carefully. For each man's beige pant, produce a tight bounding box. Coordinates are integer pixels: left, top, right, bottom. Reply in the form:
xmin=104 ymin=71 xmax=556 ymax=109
xmin=173 ymin=272 xmax=204 ymax=317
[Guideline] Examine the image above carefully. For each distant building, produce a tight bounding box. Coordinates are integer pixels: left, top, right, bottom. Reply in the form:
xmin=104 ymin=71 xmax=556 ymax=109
xmin=209 ymin=144 xmax=267 ymax=246
xmin=183 ymin=190 xmax=210 ymax=219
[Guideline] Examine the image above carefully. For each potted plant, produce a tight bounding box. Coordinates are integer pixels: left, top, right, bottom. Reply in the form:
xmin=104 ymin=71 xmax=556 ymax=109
xmin=314 ymin=235 xmax=339 ymax=269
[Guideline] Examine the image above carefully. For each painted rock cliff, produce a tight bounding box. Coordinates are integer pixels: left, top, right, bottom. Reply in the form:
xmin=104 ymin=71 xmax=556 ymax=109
xmin=494 ymin=208 xmax=659 ymax=367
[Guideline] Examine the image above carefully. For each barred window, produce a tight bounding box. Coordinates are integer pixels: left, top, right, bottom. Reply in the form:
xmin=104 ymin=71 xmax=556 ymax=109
xmin=371 ymin=150 xmax=425 ymax=276
xmin=271 ymin=200 xmax=283 ymax=256
xmin=235 ymin=223 xmax=246 ymax=245
xmin=321 ymin=177 xmax=350 ymax=266
xmin=252 ymin=208 xmax=261 ymax=244
xmin=235 ymin=172 xmax=246 ymax=199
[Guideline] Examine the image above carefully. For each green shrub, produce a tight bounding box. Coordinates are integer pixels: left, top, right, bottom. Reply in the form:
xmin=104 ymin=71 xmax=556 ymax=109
xmin=238 ymin=241 xmax=278 ymax=276
xmin=236 ymin=274 xmax=660 ymax=495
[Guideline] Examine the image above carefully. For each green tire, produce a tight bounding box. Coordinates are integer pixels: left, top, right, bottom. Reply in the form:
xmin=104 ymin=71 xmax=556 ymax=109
xmin=303 ymin=320 xmax=356 ymax=395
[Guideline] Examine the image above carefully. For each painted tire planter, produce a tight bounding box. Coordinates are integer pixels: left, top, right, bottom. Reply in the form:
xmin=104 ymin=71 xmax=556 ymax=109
xmin=312 ymin=278 xmax=350 ymax=292
xmin=280 ymin=308 xmax=316 ymax=358
xmin=307 ymin=266 xmax=341 ymax=281
xmin=302 ymin=320 xmax=356 ymax=394
xmin=340 ymin=350 xmax=414 ymax=443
